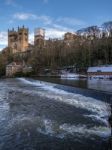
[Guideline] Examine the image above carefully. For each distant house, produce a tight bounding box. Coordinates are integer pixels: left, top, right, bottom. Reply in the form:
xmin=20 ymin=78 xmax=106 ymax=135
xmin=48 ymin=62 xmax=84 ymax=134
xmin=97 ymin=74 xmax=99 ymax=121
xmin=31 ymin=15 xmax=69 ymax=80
xmin=6 ymin=62 xmax=23 ymax=77
xmin=6 ymin=62 xmax=32 ymax=77
xmin=87 ymin=66 xmax=112 ymax=78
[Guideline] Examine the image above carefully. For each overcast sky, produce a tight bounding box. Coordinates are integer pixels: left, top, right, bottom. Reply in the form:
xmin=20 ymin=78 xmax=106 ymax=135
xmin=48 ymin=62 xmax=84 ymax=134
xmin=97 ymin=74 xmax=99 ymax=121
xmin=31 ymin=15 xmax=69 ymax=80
xmin=0 ymin=0 xmax=112 ymax=50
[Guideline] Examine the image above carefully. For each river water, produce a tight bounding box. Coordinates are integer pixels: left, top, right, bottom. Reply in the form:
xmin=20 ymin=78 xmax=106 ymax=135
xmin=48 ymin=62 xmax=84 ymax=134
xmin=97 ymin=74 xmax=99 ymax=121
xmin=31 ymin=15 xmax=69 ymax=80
xmin=35 ymin=77 xmax=112 ymax=93
xmin=0 ymin=78 xmax=112 ymax=150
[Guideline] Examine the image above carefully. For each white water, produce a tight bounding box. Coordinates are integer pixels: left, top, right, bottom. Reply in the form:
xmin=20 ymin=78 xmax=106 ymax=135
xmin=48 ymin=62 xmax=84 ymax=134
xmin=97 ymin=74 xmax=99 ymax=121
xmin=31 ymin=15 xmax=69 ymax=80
xmin=0 ymin=85 xmax=9 ymax=123
xmin=15 ymin=78 xmax=111 ymax=138
xmin=8 ymin=115 xmax=111 ymax=139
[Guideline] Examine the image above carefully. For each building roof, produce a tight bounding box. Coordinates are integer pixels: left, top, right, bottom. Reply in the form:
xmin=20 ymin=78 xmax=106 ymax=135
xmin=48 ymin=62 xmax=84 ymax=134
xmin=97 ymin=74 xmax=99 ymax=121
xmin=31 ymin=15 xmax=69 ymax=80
xmin=87 ymin=66 xmax=112 ymax=72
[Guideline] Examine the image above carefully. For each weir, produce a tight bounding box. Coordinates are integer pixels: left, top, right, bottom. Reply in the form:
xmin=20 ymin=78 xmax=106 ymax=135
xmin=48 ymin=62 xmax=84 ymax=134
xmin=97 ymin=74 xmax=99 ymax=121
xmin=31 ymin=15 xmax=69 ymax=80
xmin=0 ymin=78 xmax=112 ymax=150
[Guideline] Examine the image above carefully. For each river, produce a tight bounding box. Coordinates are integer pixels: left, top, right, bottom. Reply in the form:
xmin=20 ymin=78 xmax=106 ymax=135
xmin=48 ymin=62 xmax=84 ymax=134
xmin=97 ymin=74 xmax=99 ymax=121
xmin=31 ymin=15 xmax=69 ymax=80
xmin=0 ymin=78 xmax=112 ymax=150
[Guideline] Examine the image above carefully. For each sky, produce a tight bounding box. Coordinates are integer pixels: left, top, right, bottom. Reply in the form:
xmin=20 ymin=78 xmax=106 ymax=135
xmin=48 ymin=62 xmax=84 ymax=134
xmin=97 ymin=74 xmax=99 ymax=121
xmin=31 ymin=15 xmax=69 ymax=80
xmin=0 ymin=0 xmax=112 ymax=50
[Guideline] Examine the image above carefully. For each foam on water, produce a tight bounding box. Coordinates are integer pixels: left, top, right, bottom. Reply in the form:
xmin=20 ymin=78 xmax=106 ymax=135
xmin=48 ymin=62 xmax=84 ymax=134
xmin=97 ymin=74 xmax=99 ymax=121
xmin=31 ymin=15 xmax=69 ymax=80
xmin=60 ymin=123 xmax=110 ymax=138
xmin=84 ymin=114 xmax=108 ymax=126
xmin=17 ymin=78 xmax=110 ymax=126
xmin=18 ymin=78 xmax=68 ymax=94
xmin=8 ymin=115 xmax=111 ymax=139
xmin=0 ymin=84 xmax=9 ymax=122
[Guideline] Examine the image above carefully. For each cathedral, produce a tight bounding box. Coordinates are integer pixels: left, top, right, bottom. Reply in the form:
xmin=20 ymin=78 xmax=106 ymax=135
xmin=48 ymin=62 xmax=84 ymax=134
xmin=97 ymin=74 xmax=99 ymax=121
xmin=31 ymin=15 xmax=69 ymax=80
xmin=8 ymin=26 xmax=45 ymax=54
xmin=8 ymin=26 xmax=29 ymax=53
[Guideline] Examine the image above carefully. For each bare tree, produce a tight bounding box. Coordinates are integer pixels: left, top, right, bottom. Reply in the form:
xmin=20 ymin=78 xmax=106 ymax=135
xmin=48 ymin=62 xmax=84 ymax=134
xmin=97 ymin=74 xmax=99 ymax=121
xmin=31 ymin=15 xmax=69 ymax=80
xmin=102 ymin=21 xmax=112 ymax=37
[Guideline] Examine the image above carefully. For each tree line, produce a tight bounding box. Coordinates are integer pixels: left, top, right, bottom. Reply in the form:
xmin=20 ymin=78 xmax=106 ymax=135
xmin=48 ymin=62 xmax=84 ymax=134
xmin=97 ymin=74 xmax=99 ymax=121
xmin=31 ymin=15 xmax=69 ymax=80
xmin=29 ymin=21 xmax=112 ymax=74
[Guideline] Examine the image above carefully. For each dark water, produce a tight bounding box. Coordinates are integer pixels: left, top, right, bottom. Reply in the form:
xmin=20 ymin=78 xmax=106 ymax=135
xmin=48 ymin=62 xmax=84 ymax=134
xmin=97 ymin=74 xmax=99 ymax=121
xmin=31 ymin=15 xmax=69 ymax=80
xmin=0 ymin=78 xmax=112 ymax=150
xmin=35 ymin=77 xmax=112 ymax=93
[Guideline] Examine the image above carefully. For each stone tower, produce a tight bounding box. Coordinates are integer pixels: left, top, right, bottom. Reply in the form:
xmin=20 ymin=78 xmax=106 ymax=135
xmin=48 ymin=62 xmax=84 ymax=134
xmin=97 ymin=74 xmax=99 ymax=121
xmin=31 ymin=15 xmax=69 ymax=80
xmin=17 ymin=26 xmax=29 ymax=52
xmin=8 ymin=26 xmax=29 ymax=53
xmin=8 ymin=28 xmax=18 ymax=53
xmin=34 ymin=28 xmax=45 ymax=46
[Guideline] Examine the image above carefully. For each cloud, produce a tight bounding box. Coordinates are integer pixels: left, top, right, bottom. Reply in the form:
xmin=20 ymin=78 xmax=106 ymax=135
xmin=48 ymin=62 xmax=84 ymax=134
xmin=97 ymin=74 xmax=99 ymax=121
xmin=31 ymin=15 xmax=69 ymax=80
xmin=45 ymin=28 xmax=66 ymax=39
xmin=13 ymin=13 xmax=37 ymax=20
xmin=13 ymin=13 xmax=52 ymax=25
xmin=0 ymin=46 xmax=5 ymax=51
xmin=57 ymin=17 xmax=85 ymax=26
xmin=0 ymin=32 xmax=7 ymax=45
xmin=13 ymin=12 xmax=85 ymax=28
xmin=51 ymin=24 xmax=74 ymax=32
xmin=0 ymin=31 xmax=7 ymax=51
xmin=12 ymin=12 xmax=85 ymax=29
xmin=29 ymin=33 xmax=34 ymax=44
xmin=38 ymin=15 xmax=52 ymax=25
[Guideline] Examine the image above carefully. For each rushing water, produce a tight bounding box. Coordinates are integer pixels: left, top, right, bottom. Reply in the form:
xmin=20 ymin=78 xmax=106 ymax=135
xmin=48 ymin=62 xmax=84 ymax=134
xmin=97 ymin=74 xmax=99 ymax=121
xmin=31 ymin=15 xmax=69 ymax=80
xmin=0 ymin=78 xmax=112 ymax=150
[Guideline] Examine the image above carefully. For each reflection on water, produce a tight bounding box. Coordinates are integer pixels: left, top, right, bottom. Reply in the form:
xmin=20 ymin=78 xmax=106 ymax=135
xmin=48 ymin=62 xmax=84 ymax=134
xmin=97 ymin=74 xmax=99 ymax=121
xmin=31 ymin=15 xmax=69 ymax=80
xmin=87 ymin=79 xmax=112 ymax=92
xmin=0 ymin=78 xmax=111 ymax=150
xmin=35 ymin=77 xmax=112 ymax=93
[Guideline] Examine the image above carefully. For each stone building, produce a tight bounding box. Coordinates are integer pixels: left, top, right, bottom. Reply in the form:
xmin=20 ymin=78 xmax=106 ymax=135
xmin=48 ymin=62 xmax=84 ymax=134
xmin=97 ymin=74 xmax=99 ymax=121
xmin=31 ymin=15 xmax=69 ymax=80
xmin=8 ymin=26 xmax=29 ymax=54
xmin=6 ymin=61 xmax=32 ymax=77
xmin=6 ymin=62 xmax=23 ymax=77
xmin=64 ymin=32 xmax=77 ymax=45
xmin=34 ymin=28 xmax=45 ymax=46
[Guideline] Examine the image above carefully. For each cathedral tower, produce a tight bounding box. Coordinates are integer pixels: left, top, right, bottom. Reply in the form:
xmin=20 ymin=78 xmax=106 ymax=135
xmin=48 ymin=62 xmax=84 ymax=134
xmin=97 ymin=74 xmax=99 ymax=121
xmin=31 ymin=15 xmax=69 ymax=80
xmin=8 ymin=28 xmax=18 ymax=53
xmin=17 ymin=26 xmax=29 ymax=52
xmin=34 ymin=28 xmax=45 ymax=46
xmin=8 ymin=26 xmax=29 ymax=53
